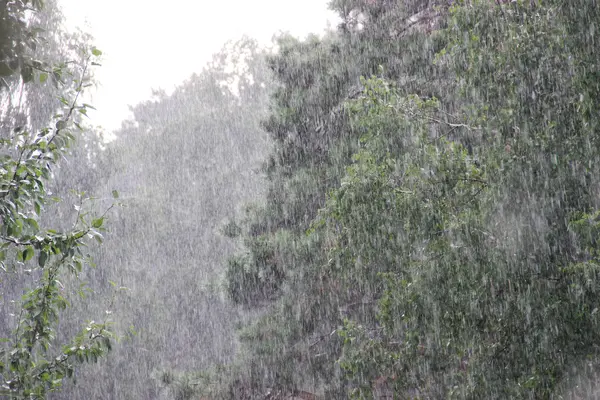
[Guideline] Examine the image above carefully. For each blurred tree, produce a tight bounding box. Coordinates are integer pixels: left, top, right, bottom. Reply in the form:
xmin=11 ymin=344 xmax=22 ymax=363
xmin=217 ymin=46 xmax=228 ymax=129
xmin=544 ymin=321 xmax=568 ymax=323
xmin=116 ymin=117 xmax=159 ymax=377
xmin=0 ymin=0 xmax=42 ymax=85
xmin=53 ymin=36 xmax=275 ymax=400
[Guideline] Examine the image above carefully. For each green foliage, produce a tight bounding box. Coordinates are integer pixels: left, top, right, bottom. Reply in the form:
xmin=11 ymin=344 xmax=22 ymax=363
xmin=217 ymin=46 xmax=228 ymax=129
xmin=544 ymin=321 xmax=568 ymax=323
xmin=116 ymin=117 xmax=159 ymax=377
xmin=0 ymin=0 xmax=42 ymax=84
xmin=218 ymin=1 xmax=456 ymax=396
xmin=0 ymin=0 xmax=84 ymax=92
xmin=334 ymin=2 xmax=600 ymax=398
xmin=0 ymin=7 xmax=119 ymax=395
xmin=220 ymin=0 xmax=600 ymax=398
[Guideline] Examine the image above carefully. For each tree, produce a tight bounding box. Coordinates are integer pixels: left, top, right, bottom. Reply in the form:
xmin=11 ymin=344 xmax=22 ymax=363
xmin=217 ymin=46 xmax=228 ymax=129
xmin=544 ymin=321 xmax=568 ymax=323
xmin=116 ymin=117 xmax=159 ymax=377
xmin=220 ymin=0 xmax=600 ymax=398
xmin=0 ymin=0 xmax=42 ymax=85
xmin=216 ymin=1 xmax=453 ymax=396
xmin=49 ymin=36 xmax=275 ymax=400
xmin=0 ymin=2 xmax=118 ymax=397
xmin=330 ymin=1 xmax=600 ymax=398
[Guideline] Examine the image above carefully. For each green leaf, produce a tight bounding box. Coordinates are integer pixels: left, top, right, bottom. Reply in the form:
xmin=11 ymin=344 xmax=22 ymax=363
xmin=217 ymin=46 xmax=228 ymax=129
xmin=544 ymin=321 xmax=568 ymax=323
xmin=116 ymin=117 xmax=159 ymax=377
xmin=39 ymin=72 xmax=48 ymax=83
xmin=91 ymin=217 xmax=104 ymax=228
xmin=38 ymin=251 xmax=48 ymax=267
xmin=111 ymin=190 xmax=119 ymax=199
xmin=91 ymin=48 xmax=102 ymax=56
xmin=21 ymin=65 xmax=33 ymax=83
xmin=26 ymin=218 xmax=39 ymax=231
xmin=23 ymin=246 xmax=34 ymax=262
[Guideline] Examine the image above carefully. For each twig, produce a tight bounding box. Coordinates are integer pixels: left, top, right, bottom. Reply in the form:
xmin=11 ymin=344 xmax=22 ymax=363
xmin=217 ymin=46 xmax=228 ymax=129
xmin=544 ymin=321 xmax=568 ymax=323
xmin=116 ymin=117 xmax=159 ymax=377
xmin=308 ymin=329 xmax=337 ymax=349
xmin=1 ymin=55 xmax=92 ymax=201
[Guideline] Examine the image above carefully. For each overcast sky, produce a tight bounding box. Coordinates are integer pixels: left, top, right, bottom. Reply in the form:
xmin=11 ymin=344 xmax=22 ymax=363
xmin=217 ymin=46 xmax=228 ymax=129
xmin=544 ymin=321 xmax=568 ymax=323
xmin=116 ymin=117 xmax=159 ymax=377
xmin=58 ymin=0 xmax=339 ymax=132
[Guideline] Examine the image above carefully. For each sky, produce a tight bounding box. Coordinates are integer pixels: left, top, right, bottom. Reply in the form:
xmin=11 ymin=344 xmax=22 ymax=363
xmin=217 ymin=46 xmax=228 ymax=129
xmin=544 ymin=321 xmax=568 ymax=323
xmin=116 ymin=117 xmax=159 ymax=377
xmin=58 ymin=0 xmax=340 ymax=132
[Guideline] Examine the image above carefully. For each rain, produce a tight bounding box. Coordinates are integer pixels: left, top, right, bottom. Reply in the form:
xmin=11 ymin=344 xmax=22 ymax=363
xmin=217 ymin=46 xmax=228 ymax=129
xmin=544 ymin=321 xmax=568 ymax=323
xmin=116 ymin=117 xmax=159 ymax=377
xmin=1 ymin=1 xmax=600 ymax=399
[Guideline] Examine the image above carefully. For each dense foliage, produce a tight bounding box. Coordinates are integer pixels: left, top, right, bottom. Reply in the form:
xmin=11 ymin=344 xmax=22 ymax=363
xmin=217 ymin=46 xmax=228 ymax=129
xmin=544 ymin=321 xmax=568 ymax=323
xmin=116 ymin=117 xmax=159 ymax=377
xmin=207 ymin=0 xmax=600 ymax=398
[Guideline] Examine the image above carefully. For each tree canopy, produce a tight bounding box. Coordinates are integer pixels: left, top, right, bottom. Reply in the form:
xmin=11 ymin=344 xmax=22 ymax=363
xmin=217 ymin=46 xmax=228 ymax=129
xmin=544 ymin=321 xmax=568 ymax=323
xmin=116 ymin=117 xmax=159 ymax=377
xmin=201 ymin=0 xmax=600 ymax=398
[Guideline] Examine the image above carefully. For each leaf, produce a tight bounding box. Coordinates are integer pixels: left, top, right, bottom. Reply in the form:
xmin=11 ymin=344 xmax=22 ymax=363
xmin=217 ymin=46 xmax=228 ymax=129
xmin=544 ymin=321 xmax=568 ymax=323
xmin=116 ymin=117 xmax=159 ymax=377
xmin=0 ymin=63 xmax=14 ymax=77
xmin=111 ymin=190 xmax=119 ymax=199
xmin=39 ymin=72 xmax=48 ymax=83
xmin=91 ymin=217 xmax=104 ymax=228
xmin=91 ymin=48 xmax=102 ymax=56
xmin=38 ymin=251 xmax=48 ymax=267
xmin=26 ymin=218 xmax=39 ymax=231
xmin=24 ymin=246 xmax=34 ymax=262
xmin=21 ymin=65 xmax=33 ymax=83
xmin=88 ymin=229 xmax=104 ymax=244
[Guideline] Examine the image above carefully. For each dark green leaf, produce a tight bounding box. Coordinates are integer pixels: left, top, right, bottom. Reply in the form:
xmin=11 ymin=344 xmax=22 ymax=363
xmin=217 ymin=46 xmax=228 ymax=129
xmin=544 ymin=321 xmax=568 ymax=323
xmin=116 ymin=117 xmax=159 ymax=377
xmin=34 ymin=201 xmax=41 ymax=215
xmin=38 ymin=251 xmax=47 ymax=267
xmin=21 ymin=65 xmax=33 ymax=83
xmin=23 ymin=246 xmax=34 ymax=262
xmin=0 ymin=63 xmax=14 ymax=77
xmin=26 ymin=218 xmax=39 ymax=232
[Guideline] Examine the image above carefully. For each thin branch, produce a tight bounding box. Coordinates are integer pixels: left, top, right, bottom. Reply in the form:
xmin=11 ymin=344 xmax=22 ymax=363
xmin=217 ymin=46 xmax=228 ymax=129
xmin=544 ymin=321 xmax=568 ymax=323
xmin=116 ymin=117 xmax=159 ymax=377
xmin=426 ymin=115 xmax=480 ymax=132
xmin=0 ymin=236 xmax=24 ymax=245
xmin=1 ymin=55 xmax=92 ymax=202
xmin=44 ymin=56 xmax=90 ymax=151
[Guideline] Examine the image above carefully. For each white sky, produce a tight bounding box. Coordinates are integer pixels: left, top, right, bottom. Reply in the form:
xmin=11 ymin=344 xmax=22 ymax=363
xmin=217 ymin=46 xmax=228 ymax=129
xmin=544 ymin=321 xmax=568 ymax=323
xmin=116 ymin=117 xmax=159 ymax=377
xmin=58 ymin=0 xmax=340 ymax=132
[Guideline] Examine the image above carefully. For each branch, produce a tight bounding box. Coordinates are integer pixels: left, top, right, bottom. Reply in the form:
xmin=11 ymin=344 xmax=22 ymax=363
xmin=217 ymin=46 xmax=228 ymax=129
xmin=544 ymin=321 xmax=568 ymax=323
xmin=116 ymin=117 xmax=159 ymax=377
xmin=44 ymin=56 xmax=90 ymax=151
xmin=308 ymin=329 xmax=338 ymax=349
xmin=426 ymin=115 xmax=480 ymax=132
xmin=0 ymin=55 xmax=92 ymax=202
